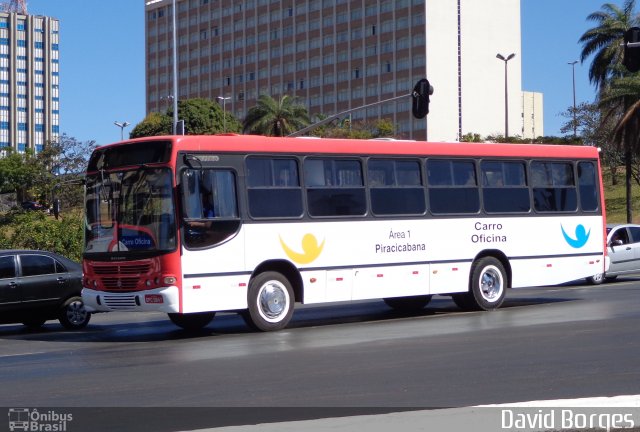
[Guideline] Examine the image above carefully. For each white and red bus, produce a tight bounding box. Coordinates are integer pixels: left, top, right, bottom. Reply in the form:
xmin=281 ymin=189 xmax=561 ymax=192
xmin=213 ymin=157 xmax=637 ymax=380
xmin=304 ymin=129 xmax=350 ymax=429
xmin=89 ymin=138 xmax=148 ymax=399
xmin=81 ymin=135 xmax=607 ymax=331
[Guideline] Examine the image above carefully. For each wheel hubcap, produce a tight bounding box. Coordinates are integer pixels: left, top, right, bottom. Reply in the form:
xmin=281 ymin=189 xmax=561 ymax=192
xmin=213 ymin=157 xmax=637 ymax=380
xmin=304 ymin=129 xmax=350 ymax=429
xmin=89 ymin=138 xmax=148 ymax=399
xmin=67 ymin=301 xmax=88 ymax=325
xmin=480 ymin=266 xmax=503 ymax=302
xmin=258 ymin=282 xmax=288 ymax=321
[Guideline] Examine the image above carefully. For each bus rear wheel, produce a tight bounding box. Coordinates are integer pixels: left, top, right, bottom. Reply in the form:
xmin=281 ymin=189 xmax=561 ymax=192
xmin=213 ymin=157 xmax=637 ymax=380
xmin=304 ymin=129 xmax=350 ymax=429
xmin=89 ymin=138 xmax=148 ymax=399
xmin=383 ymin=295 xmax=432 ymax=312
xmin=243 ymin=271 xmax=294 ymax=332
xmin=454 ymin=257 xmax=507 ymax=311
xmin=168 ymin=311 xmax=215 ymax=331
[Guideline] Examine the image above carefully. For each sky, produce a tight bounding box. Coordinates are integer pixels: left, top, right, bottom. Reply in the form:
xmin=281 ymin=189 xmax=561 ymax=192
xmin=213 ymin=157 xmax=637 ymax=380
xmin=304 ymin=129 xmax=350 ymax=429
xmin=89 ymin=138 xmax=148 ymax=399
xmin=26 ymin=0 xmax=613 ymax=146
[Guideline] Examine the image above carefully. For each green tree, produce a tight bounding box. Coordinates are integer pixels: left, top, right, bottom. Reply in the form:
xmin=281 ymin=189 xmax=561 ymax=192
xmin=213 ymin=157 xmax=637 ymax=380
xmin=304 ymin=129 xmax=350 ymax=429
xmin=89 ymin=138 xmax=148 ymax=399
xmin=460 ymin=133 xmax=482 ymax=142
xmin=579 ymin=1 xmax=638 ymax=90
xmin=580 ymin=0 xmax=640 ymax=222
xmin=561 ymin=102 xmax=622 ymax=184
xmin=313 ymin=118 xmax=396 ymax=139
xmin=598 ymin=76 xmax=640 ymax=184
xmin=0 ymin=149 xmax=39 ymax=203
xmin=130 ymin=98 xmax=241 ymax=138
xmin=0 ymin=210 xmax=83 ymax=261
xmin=373 ymin=119 xmax=395 ymax=137
xmin=0 ymin=135 xmax=94 ymax=209
xmin=130 ymin=111 xmax=172 ymax=138
xmin=33 ymin=134 xmax=97 ymax=209
xmin=243 ymin=94 xmax=310 ymax=136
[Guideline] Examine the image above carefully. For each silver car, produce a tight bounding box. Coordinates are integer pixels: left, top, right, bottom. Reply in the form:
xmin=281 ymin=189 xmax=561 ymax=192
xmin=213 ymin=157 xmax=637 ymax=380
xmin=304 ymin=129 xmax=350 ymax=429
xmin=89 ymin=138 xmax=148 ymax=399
xmin=588 ymin=224 xmax=640 ymax=284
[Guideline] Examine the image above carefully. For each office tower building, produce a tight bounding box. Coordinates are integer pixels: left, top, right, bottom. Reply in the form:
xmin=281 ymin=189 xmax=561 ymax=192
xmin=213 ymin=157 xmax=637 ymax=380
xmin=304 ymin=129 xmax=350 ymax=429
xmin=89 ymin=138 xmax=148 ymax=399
xmin=145 ymin=0 xmax=528 ymax=141
xmin=0 ymin=10 xmax=59 ymax=152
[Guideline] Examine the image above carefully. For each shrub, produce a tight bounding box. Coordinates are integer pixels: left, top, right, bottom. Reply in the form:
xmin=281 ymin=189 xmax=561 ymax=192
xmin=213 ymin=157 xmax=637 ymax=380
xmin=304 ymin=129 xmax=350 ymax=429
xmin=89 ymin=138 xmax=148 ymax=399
xmin=0 ymin=209 xmax=83 ymax=262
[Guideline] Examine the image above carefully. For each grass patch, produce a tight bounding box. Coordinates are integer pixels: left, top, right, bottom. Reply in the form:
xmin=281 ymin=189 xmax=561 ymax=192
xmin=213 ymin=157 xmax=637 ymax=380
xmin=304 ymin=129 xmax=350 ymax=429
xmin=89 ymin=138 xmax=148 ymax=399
xmin=603 ymin=171 xmax=640 ymax=224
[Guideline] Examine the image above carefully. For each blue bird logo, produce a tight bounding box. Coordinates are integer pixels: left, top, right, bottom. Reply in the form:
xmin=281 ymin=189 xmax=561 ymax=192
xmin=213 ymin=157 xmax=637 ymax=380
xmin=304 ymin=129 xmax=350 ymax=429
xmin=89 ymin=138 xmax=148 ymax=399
xmin=561 ymin=224 xmax=590 ymax=248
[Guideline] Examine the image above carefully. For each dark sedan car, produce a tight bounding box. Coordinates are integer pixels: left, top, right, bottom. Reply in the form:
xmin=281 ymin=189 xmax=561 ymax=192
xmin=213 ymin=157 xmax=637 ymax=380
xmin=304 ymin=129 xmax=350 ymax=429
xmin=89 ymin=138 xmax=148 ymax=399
xmin=0 ymin=250 xmax=90 ymax=329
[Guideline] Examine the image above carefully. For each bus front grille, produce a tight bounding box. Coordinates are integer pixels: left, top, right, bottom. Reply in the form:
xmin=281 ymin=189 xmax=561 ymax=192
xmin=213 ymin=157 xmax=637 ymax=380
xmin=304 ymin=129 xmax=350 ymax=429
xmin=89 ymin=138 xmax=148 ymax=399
xmin=101 ymin=277 xmax=140 ymax=291
xmin=92 ymin=264 xmax=152 ymax=275
xmin=102 ymin=295 xmax=138 ymax=310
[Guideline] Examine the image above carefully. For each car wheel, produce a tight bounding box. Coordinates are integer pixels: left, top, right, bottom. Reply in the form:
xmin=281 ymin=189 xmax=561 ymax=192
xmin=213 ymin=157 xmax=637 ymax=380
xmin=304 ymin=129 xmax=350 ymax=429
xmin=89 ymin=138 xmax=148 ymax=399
xmin=242 ymin=271 xmax=294 ymax=332
xmin=587 ymin=273 xmax=605 ymax=285
xmin=383 ymin=295 xmax=432 ymax=312
xmin=168 ymin=312 xmax=215 ymax=331
xmin=22 ymin=317 xmax=47 ymax=329
xmin=58 ymin=296 xmax=91 ymax=330
xmin=605 ymin=275 xmax=618 ymax=282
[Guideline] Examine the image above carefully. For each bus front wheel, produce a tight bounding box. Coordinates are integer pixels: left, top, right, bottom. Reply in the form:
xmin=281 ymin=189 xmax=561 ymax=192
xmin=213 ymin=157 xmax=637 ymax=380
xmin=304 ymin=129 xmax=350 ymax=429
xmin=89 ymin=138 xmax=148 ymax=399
xmin=454 ymin=257 xmax=507 ymax=311
xmin=168 ymin=311 xmax=215 ymax=331
xmin=243 ymin=271 xmax=294 ymax=332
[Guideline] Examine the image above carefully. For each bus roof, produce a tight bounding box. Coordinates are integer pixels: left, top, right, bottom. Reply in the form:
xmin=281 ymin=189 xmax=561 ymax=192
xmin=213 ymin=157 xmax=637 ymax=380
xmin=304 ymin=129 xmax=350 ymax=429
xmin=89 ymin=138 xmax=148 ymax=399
xmin=101 ymin=134 xmax=600 ymax=160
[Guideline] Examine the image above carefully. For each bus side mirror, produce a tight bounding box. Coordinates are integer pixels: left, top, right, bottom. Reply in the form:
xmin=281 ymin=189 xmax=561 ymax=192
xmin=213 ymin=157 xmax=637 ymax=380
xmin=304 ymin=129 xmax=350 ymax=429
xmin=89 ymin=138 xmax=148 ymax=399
xmin=412 ymin=78 xmax=433 ymax=119
xmin=624 ymin=27 xmax=640 ymax=73
xmin=53 ymin=199 xmax=60 ymax=219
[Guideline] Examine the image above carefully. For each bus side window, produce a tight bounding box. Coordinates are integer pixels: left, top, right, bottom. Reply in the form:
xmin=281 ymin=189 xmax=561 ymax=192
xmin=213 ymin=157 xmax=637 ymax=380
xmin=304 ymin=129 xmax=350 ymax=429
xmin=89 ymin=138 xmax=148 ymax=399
xmin=181 ymin=168 xmax=240 ymax=249
xmin=531 ymin=161 xmax=577 ymax=212
xmin=304 ymin=158 xmax=366 ymax=217
xmin=246 ymin=157 xmax=303 ymax=218
xmin=578 ymin=161 xmax=599 ymax=212
xmin=481 ymin=161 xmax=530 ymax=213
xmin=368 ymin=159 xmax=425 ymax=216
xmin=427 ymin=159 xmax=479 ymax=214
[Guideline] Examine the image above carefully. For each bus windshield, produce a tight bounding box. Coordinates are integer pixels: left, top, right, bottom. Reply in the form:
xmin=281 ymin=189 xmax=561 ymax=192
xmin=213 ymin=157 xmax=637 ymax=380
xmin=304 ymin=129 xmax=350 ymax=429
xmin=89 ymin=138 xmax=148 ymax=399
xmin=84 ymin=167 xmax=176 ymax=256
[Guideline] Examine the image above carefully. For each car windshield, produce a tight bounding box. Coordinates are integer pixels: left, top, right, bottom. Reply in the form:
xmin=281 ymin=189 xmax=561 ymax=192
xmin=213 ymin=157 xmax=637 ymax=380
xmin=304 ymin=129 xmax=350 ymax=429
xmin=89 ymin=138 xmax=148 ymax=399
xmin=84 ymin=167 xmax=176 ymax=256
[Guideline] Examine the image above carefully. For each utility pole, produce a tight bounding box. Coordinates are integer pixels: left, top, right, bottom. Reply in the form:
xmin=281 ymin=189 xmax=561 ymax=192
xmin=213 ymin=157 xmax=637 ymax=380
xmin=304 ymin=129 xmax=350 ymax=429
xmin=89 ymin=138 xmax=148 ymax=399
xmin=568 ymin=60 xmax=578 ymax=138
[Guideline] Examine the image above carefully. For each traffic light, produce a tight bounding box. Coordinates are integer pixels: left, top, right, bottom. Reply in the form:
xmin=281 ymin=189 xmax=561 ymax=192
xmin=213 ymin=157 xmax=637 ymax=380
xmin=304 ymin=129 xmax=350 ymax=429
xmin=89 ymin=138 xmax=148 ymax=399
xmin=624 ymin=27 xmax=640 ymax=73
xmin=412 ymin=78 xmax=433 ymax=119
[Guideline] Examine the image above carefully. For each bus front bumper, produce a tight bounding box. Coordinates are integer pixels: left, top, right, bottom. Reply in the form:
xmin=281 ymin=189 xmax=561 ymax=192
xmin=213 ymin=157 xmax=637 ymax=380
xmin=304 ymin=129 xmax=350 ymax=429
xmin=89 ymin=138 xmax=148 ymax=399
xmin=82 ymin=286 xmax=180 ymax=313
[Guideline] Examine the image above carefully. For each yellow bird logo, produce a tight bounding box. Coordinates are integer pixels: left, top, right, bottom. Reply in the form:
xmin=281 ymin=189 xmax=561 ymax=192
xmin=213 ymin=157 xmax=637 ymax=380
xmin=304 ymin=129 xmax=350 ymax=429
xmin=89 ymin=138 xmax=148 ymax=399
xmin=279 ymin=233 xmax=325 ymax=265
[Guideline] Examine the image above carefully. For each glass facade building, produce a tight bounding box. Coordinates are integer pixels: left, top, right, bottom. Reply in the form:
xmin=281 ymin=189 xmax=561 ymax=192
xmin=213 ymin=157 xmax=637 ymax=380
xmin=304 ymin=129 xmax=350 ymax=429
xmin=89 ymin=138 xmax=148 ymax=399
xmin=0 ymin=12 xmax=59 ymax=153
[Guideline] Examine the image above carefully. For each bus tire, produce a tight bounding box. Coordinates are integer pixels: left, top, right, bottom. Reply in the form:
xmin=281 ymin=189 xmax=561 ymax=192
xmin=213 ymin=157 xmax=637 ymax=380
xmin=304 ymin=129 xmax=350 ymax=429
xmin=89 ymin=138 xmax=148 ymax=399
xmin=168 ymin=311 xmax=215 ymax=331
xmin=383 ymin=295 xmax=432 ymax=312
xmin=451 ymin=293 xmax=476 ymax=311
xmin=243 ymin=271 xmax=294 ymax=332
xmin=468 ymin=257 xmax=507 ymax=311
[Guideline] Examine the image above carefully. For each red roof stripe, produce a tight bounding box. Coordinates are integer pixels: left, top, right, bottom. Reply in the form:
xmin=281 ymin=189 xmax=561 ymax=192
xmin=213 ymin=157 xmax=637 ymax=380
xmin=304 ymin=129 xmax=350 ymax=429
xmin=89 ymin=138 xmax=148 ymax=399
xmin=105 ymin=134 xmax=600 ymax=160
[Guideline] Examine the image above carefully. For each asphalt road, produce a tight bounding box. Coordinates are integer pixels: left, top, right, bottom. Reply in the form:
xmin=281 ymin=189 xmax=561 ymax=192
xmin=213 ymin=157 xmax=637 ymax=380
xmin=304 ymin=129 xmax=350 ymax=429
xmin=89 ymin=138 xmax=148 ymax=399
xmin=1 ymin=278 xmax=640 ymax=430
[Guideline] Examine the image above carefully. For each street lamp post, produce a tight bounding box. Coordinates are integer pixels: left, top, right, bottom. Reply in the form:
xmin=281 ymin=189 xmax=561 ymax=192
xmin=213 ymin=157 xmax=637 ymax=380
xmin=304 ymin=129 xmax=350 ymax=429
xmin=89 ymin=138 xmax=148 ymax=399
xmin=217 ymin=96 xmax=231 ymax=132
xmin=568 ymin=60 xmax=578 ymax=138
xmin=171 ymin=0 xmax=179 ymax=134
xmin=496 ymin=53 xmax=516 ymax=139
xmin=114 ymin=121 xmax=130 ymax=141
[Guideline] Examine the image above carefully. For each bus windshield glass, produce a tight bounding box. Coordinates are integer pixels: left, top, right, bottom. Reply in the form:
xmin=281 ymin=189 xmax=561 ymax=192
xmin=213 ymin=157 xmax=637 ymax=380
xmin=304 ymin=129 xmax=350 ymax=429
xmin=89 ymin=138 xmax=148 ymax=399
xmin=84 ymin=167 xmax=176 ymax=256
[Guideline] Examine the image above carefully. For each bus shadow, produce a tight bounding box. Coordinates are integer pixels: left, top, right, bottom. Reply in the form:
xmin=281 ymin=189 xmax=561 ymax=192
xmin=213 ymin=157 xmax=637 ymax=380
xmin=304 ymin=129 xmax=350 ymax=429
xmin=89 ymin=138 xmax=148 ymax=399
xmin=0 ymin=295 xmax=576 ymax=343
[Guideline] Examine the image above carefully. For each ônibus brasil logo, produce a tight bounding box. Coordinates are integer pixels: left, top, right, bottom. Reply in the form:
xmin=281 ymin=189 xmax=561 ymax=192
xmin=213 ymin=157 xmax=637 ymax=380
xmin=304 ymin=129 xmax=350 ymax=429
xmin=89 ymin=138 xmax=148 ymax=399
xmin=561 ymin=224 xmax=591 ymax=249
xmin=8 ymin=408 xmax=73 ymax=432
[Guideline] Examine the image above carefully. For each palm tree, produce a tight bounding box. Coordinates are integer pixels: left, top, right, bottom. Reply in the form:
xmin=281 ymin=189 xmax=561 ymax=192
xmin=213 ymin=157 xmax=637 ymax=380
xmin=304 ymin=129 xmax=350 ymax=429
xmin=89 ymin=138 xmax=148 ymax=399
xmin=580 ymin=0 xmax=640 ymax=222
xmin=243 ymin=94 xmax=310 ymax=136
xmin=579 ymin=1 xmax=639 ymax=90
